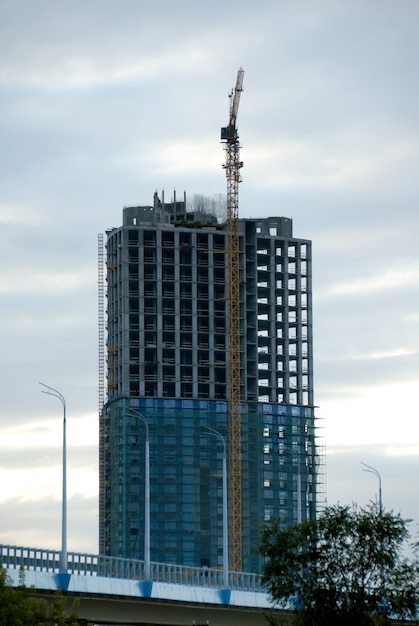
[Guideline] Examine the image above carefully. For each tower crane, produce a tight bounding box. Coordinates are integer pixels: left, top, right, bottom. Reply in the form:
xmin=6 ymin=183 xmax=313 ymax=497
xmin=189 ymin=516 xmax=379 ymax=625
xmin=221 ymin=67 xmax=244 ymax=572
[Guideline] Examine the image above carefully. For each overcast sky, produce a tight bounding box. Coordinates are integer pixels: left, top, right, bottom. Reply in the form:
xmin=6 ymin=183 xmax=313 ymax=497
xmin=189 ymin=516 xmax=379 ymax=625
xmin=1 ymin=0 xmax=418 ymax=556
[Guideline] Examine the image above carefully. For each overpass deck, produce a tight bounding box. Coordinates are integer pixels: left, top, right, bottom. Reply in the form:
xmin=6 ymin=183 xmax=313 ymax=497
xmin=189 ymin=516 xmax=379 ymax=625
xmin=1 ymin=544 xmax=281 ymax=625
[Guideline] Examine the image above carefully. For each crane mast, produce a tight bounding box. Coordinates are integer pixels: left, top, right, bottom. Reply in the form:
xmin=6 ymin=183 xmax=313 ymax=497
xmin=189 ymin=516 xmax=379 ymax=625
xmin=221 ymin=67 xmax=244 ymax=572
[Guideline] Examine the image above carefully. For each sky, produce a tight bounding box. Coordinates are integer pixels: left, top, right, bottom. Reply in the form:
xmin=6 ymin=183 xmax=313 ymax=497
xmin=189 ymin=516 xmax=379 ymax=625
xmin=0 ymin=0 xmax=418 ymax=556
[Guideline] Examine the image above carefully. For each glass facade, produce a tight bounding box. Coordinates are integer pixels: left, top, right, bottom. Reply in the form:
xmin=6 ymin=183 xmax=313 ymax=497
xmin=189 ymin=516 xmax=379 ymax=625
xmin=102 ymin=398 xmax=229 ymax=567
xmin=101 ymin=397 xmax=316 ymax=572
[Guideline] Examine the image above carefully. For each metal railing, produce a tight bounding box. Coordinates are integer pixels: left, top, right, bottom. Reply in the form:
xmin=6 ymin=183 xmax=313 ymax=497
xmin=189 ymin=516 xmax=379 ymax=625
xmin=0 ymin=544 xmax=263 ymax=592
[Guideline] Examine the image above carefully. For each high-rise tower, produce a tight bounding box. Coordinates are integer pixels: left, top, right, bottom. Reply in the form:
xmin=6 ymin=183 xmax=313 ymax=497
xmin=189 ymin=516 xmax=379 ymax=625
xmin=99 ymin=191 xmax=321 ymax=573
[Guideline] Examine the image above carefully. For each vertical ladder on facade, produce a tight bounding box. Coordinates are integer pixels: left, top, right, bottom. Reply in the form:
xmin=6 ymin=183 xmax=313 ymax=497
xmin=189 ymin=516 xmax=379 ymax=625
xmin=98 ymin=233 xmax=105 ymax=413
xmin=98 ymin=233 xmax=106 ymax=553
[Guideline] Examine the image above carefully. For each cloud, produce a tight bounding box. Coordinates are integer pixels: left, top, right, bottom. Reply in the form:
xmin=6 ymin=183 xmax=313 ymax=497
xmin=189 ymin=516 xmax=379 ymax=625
xmin=0 ymin=417 xmax=98 ymax=552
xmin=324 ymin=268 xmax=419 ymax=297
xmin=0 ymin=494 xmax=98 ymax=553
xmin=319 ymin=381 xmax=419 ymax=448
xmin=0 ymin=0 xmax=418 ymax=553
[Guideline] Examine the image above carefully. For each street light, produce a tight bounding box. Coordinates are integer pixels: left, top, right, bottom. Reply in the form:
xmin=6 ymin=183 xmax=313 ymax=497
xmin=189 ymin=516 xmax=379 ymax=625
xmin=126 ymin=407 xmax=150 ymax=581
xmin=361 ymin=462 xmax=382 ymax=513
xmin=203 ymin=425 xmax=229 ymax=588
xmin=40 ymin=382 xmax=67 ymax=573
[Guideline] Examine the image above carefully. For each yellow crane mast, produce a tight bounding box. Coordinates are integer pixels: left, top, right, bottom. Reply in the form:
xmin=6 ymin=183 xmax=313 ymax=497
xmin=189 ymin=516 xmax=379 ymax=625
xmin=221 ymin=67 xmax=244 ymax=572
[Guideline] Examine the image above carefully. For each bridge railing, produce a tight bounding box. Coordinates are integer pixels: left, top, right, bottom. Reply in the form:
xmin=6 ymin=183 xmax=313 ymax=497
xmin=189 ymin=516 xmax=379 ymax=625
xmin=0 ymin=544 xmax=263 ymax=592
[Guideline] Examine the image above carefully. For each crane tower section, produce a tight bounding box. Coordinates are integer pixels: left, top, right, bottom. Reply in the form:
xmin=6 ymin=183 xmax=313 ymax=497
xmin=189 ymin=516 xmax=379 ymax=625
xmin=221 ymin=67 xmax=244 ymax=572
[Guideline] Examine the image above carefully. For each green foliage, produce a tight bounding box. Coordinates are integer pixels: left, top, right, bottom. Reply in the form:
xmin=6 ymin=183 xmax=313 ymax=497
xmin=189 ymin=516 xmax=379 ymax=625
xmin=259 ymin=503 xmax=418 ymax=626
xmin=0 ymin=565 xmax=79 ymax=625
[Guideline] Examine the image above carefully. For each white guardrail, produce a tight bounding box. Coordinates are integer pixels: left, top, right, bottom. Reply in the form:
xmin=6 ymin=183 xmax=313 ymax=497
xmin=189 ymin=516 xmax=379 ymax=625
xmin=0 ymin=544 xmax=263 ymax=592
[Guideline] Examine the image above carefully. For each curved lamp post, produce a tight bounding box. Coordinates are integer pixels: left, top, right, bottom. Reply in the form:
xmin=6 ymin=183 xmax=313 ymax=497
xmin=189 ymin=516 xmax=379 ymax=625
xmin=203 ymin=425 xmax=229 ymax=588
xmin=361 ymin=462 xmax=382 ymax=513
xmin=40 ymin=382 xmax=67 ymax=573
xmin=126 ymin=408 xmax=150 ymax=580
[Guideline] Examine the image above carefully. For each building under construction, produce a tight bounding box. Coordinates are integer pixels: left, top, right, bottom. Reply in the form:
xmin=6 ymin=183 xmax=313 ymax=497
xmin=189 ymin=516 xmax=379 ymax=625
xmin=98 ymin=191 xmax=322 ymax=574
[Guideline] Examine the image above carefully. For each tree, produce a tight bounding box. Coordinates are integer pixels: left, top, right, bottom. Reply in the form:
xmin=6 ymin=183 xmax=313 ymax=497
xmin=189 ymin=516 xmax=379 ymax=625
xmin=259 ymin=503 xmax=418 ymax=626
xmin=0 ymin=566 xmax=79 ymax=625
